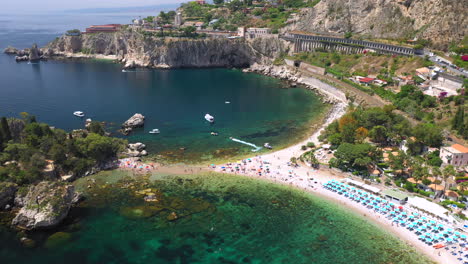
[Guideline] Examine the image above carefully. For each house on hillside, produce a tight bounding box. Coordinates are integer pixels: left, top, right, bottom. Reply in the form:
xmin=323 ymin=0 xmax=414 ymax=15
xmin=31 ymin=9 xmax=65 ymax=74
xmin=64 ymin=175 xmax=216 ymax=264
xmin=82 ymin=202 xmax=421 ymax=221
xmin=431 ymin=72 xmax=463 ymax=94
xmin=444 ymin=190 xmax=460 ymax=201
xmin=415 ymin=67 xmax=431 ymax=80
xmin=440 ymin=144 xmax=468 ymax=167
xmin=358 ymin=77 xmax=375 ymax=86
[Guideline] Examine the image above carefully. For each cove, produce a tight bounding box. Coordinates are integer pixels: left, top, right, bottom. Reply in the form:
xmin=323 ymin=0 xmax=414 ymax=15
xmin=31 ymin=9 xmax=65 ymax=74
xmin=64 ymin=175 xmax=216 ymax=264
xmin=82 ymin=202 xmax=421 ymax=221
xmin=0 ymin=54 xmax=326 ymax=162
xmin=0 ymin=171 xmax=431 ymax=264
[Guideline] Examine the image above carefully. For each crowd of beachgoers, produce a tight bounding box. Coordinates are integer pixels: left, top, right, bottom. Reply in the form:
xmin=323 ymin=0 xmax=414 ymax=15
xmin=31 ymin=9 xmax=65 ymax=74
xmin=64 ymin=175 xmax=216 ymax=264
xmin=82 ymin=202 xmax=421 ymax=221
xmin=210 ymin=152 xmax=466 ymax=264
xmin=118 ymin=158 xmax=156 ymax=172
xmin=324 ymin=179 xmax=468 ymax=264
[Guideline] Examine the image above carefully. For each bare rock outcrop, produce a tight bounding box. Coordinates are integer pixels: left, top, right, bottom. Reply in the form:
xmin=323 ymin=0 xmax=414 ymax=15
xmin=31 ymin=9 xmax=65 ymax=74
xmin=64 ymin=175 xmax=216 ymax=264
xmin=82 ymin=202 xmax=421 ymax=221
xmin=126 ymin=142 xmax=148 ymax=157
xmin=291 ymin=0 xmax=467 ymax=49
xmin=122 ymin=113 xmax=145 ymax=135
xmin=12 ymin=181 xmax=75 ymax=230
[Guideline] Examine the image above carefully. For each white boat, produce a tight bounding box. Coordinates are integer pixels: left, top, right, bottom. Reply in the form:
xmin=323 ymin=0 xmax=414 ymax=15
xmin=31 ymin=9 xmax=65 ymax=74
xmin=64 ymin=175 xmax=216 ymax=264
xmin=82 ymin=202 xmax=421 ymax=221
xmin=149 ymin=129 xmax=160 ymax=134
xmin=73 ymin=111 xmax=85 ymax=117
xmin=204 ymin=114 xmax=215 ymax=123
xmin=225 ymin=101 xmax=230 ymax=104
xmin=264 ymin=143 xmax=273 ymax=149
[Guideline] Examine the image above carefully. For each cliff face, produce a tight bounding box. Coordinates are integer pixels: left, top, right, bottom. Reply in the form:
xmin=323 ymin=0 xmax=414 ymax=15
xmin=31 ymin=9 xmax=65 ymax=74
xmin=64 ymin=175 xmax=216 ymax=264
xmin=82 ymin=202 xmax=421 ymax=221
xmin=292 ymin=0 xmax=467 ymax=49
xmin=46 ymin=31 xmax=289 ymax=68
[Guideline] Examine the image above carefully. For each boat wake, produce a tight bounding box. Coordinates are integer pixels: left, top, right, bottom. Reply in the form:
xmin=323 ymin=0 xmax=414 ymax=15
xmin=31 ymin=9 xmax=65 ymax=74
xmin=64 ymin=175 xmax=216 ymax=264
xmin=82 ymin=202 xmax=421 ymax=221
xmin=231 ymin=138 xmax=262 ymax=152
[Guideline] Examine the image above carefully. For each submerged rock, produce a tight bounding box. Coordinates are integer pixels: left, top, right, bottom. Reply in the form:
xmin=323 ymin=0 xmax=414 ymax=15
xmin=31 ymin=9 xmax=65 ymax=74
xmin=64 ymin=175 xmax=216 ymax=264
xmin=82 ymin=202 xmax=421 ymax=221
xmin=167 ymin=212 xmax=178 ymax=221
xmin=12 ymin=181 xmax=76 ymax=230
xmin=20 ymin=237 xmax=36 ymax=248
xmin=45 ymin=232 xmax=71 ymax=249
xmin=119 ymin=205 xmax=162 ymax=219
xmin=0 ymin=182 xmax=17 ymax=210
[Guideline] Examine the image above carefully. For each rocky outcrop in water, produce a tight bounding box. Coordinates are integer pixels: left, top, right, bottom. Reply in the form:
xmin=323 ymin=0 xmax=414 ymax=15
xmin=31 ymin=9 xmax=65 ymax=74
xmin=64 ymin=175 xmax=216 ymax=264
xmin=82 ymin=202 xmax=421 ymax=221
xmin=0 ymin=182 xmax=17 ymax=210
xmin=12 ymin=181 xmax=76 ymax=230
xmin=5 ymin=43 xmax=47 ymax=62
xmin=122 ymin=113 xmax=145 ymax=135
xmin=3 ymin=46 xmax=18 ymax=54
xmin=29 ymin=44 xmax=41 ymax=61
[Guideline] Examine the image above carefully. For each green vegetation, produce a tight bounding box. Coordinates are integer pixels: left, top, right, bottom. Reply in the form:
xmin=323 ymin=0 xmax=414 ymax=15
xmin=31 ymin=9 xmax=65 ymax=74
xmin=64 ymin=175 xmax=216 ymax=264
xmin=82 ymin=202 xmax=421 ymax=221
xmin=0 ymin=114 xmax=127 ymax=185
xmin=66 ymin=29 xmax=81 ymax=35
xmin=321 ymin=106 xmax=444 ymax=181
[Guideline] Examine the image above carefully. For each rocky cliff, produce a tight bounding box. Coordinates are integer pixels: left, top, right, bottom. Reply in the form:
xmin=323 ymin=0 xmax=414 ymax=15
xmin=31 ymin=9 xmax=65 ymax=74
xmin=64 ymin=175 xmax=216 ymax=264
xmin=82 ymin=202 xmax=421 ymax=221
xmin=291 ymin=0 xmax=467 ymax=49
xmin=45 ymin=30 xmax=289 ymax=68
xmin=12 ymin=181 xmax=76 ymax=230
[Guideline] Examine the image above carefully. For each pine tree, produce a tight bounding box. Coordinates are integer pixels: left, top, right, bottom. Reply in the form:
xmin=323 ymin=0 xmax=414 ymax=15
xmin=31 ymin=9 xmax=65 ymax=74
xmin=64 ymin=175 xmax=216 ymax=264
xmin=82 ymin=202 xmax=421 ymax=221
xmin=452 ymin=106 xmax=464 ymax=132
xmin=0 ymin=117 xmax=12 ymax=142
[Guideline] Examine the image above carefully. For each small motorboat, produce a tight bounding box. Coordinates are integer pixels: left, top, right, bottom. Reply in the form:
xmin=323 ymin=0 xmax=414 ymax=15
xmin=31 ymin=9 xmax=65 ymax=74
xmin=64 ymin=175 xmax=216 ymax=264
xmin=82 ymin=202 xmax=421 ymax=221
xmin=210 ymin=132 xmax=218 ymax=136
xmin=225 ymin=101 xmax=230 ymax=104
xmin=204 ymin=113 xmax=215 ymax=123
xmin=264 ymin=143 xmax=273 ymax=149
xmin=149 ymin=129 xmax=160 ymax=134
xmin=73 ymin=111 xmax=85 ymax=117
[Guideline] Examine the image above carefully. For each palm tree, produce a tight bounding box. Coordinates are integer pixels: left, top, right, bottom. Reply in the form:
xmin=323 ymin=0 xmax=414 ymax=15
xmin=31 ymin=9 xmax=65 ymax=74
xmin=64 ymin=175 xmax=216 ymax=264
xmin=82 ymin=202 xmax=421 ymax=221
xmin=442 ymin=165 xmax=456 ymax=193
xmin=431 ymin=167 xmax=442 ymax=183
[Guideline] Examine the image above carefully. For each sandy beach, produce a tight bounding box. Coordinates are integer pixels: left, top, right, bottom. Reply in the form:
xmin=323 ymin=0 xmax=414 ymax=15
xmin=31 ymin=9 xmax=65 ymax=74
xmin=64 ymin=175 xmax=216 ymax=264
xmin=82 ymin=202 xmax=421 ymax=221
xmin=208 ymin=101 xmax=462 ymax=264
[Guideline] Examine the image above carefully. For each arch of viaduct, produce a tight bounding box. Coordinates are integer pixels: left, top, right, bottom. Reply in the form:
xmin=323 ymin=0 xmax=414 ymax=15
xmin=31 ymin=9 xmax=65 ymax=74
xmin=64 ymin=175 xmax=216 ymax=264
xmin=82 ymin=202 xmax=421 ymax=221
xmin=281 ymin=33 xmax=415 ymax=56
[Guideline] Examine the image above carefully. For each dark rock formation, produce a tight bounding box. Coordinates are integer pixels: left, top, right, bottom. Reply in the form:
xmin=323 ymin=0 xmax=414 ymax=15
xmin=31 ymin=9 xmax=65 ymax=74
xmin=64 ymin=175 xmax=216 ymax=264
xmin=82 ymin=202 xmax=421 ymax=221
xmin=12 ymin=181 xmax=75 ymax=230
xmin=29 ymin=43 xmax=41 ymax=61
xmin=0 ymin=182 xmax=17 ymax=210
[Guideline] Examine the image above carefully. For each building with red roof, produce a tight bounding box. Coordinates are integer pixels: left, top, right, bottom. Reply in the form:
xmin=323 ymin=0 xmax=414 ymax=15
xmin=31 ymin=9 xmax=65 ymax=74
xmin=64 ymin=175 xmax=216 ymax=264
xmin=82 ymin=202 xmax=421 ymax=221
xmin=462 ymin=55 xmax=468 ymax=61
xmin=85 ymin=24 xmax=121 ymax=33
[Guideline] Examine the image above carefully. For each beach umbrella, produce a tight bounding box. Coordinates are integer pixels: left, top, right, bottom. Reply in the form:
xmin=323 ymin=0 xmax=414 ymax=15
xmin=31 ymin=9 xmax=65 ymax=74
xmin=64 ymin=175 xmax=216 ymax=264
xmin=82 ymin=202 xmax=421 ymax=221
xmin=448 ymin=228 xmax=453 ymax=233
xmin=461 ymin=234 xmax=467 ymax=240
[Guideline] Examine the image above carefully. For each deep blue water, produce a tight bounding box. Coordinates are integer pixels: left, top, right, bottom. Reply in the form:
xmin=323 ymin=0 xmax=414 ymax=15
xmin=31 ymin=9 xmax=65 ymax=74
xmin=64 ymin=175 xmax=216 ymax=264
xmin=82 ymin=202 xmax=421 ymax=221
xmin=0 ymin=13 xmax=325 ymax=161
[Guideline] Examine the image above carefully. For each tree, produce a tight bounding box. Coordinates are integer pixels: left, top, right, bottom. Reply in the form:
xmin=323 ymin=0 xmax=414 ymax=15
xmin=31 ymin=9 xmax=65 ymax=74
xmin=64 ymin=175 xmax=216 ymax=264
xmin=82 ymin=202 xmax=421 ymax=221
xmin=388 ymin=151 xmax=407 ymax=177
xmin=333 ymin=143 xmax=379 ymax=170
xmin=412 ymin=123 xmax=443 ymax=147
xmin=442 ymin=165 xmax=456 ymax=193
xmin=75 ymin=133 xmax=126 ymax=162
xmin=213 ymin=0 xmax=224 ymax=4
xmin=369 ymin=125 xmax=387 ymax=144
xmin=181 ymin=26 xmax=197 ymax=37
xmin=339 ymin=114 xmax=358 ymax=143
xmin=452 ymin=106 xmax=465 ymax=135
xmin=88 ymin=121 xmax=105 ymax=136
xmin=0 ymin=117 xmax=12 ymax=142
xmin=355 ymin=127 xmax=368 ymax=143
xmin=431 ymin=167 xmax=442 ymax=183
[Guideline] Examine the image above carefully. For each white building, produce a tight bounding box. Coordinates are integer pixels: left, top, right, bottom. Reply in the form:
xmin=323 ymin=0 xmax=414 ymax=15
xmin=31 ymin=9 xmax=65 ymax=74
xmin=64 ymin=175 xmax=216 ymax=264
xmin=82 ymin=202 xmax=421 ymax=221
xmin=246 ymin=28 xmax=272 ymax=38
xmin=440 ymin=144 xmax=468 ymax=167
xmin=174 ymin=12 xmax=183 ymax=27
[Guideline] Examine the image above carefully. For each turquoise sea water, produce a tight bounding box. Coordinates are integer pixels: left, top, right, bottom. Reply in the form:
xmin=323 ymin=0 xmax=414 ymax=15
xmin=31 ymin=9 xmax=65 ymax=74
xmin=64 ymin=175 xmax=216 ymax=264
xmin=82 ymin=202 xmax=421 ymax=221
xmin=0 ymin=172 xmax=431 ymax=264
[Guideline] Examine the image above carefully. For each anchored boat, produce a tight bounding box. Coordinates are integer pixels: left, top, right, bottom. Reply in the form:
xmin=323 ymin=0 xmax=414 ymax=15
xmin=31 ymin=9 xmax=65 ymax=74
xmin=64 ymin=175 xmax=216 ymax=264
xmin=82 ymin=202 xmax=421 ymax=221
xmin=73 ymin=111 xmax=85 ymax=117
xmin=204 ymin=114 xmax=215 ymax=123
xmin=149 ymin=129 xmax=160 ymax=134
